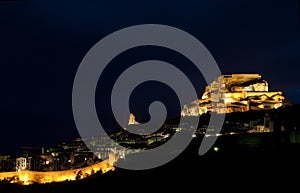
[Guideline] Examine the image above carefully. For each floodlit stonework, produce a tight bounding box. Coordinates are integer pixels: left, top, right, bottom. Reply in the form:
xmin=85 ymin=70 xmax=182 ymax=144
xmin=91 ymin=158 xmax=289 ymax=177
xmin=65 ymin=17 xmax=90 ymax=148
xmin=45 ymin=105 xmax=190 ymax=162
xmin=128 ymin=113 xmax=139 ymax=125
xmin=181 ymin=74 xmax=285 ymax=116
xmin=0 ymin=156 xmax=116 ymax=185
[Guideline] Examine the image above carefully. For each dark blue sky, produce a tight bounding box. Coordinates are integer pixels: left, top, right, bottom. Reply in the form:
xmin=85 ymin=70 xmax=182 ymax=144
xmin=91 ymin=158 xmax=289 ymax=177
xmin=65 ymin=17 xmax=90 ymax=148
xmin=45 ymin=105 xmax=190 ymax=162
xmin=0 ymin=0 xmax=299 ymax=154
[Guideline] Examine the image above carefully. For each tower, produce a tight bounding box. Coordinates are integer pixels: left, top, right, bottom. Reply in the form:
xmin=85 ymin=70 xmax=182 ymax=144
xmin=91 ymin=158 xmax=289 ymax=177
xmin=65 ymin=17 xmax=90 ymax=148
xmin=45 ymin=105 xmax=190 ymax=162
xmin=264 ymin=112 xmax=273 ymax=132
xmin=128 ymin=113 xmax=139 ymax=125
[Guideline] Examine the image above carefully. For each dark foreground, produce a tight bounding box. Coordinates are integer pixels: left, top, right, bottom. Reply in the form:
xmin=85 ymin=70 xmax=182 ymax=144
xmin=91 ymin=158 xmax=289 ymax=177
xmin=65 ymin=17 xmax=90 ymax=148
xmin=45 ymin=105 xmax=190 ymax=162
xmin=1 ymin=133 xmax=300 ymax=193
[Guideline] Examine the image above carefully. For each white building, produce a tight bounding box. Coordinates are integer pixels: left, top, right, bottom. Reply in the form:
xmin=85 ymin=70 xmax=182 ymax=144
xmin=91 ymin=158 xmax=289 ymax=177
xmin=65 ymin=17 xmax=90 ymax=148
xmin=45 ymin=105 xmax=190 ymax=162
xmin=16 ymin=157 xmax=27 ymax=171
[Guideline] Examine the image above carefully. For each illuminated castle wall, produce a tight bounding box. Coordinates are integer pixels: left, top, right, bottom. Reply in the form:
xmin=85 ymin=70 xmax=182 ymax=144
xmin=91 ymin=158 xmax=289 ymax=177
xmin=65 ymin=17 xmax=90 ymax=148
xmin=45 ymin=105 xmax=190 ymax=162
xmin=181 ymin=74 xmax=285 ymax=116
xmin=0 ymin=156 xmax=116 ymax=185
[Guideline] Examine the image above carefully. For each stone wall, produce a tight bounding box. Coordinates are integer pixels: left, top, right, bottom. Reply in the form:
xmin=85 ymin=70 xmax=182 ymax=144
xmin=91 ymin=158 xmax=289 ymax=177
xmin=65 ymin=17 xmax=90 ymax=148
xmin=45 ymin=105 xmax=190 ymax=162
xmin=0 ymin=155 xmax=116 ymax=185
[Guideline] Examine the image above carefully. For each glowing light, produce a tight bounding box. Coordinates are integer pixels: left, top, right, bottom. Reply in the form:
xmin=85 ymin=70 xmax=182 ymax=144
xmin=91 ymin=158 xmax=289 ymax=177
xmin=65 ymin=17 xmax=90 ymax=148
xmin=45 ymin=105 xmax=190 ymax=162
xmin=213 ymin=147 xmax=220 ymax=152
xmin=22 ymin=174 xmax=29 ymax=185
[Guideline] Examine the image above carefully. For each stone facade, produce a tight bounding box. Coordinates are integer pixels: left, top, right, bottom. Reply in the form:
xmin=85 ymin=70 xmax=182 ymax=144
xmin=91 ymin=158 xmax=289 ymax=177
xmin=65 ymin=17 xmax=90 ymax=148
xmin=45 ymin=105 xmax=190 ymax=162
xmin=181 ymin=74 xmax=285 ymax=116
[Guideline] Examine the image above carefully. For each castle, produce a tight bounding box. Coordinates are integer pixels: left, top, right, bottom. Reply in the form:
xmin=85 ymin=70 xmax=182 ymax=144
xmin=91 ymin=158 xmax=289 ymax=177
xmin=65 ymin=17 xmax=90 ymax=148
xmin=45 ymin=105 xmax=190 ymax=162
xmin=181 ymin=74 xmax=285 ymax=116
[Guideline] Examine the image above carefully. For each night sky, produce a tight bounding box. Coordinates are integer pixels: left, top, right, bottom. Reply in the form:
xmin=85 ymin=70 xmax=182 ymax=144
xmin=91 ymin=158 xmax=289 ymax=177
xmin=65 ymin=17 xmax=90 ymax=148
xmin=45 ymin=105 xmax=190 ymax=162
xmin=0 ymin=0 xmax=299 ymax=154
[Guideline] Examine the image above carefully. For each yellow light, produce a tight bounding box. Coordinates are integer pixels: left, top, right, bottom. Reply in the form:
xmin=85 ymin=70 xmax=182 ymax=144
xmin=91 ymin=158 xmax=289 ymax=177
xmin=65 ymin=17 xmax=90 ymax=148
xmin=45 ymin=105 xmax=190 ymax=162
xmin=213 ymin=147 xmax=220 ymax=152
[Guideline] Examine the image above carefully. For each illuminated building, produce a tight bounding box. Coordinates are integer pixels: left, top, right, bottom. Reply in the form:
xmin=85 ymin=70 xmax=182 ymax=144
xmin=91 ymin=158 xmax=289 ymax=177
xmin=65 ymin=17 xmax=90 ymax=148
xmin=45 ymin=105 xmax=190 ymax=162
xmin=181 ymin=74 xmax=285 ymax=116
xmin=16 ymin=157 xmax=27 ymax=172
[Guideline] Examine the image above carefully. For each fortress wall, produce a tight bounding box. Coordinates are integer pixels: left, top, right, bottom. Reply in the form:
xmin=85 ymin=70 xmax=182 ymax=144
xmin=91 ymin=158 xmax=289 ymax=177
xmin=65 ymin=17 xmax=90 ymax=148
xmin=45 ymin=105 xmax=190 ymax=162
xmin=0 ymin=158 xmax=115 ymax=185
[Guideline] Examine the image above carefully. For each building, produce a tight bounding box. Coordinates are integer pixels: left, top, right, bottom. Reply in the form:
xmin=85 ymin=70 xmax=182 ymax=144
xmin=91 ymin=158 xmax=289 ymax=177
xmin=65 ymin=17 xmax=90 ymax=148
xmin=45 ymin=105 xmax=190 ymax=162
xmin=248 ymin=113 xmax=274 ymax=133
xmin=27 ymin=156 xmax=45 ymax=171
xmin=181 ymin=74 xmax=285 ymax=116
xmin=0 ymin=156 xmax=16 ymax=172
xmin=16 ymin=157 xmax=27 ymax=172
